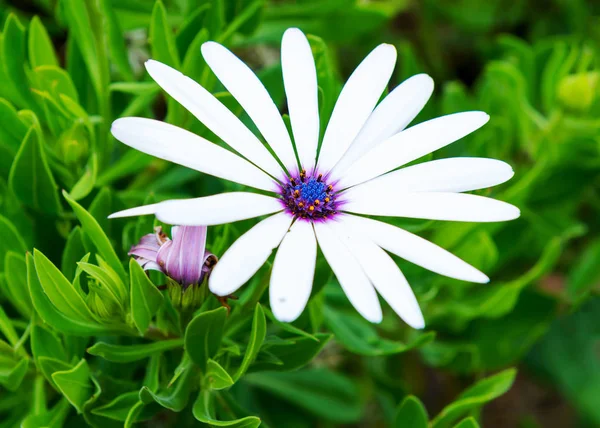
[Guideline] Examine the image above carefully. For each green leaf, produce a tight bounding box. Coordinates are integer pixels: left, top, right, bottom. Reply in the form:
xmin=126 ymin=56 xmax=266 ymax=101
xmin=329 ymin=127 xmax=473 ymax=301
xmin=0 ymin=358 xmax=29 ymax=391
xmin=0 ymin=306 xmax=19 ymax=347
xmin=129 ymin=258 xmax=164 ymax=334
xmin=205 ymin=359 xmax=234 ymax=390
xmin=69 ymin=153 xmax=98 ymax=201
xmin=394 ymin=396 xmax=428 ymax=428
xmin=91 ymin=391 xmax=139 ymax=421
xmin=31 ymin=324 xmax=68 ymax=364
xmin=250 ymin=333 xmax=332 ymax=372
xmin=193 ymin=390 xmax=261 ymax=427
xmin=2 ymin=14 xmax=42 ymax=115
xmin=139 ymin=362 xmax=195 ymax=412
xmin=33 ymin=249 xmax=97 ymax=322
xmin=99 ymin=0 xmax=134 ymax=81
xmin=60 ymin=0 xmax=106 ymax=108
xmin=61 ymin=226 xmax=86 ymax=281
xmin=244 ymin=368 xmax=362 ymax=423
xmin=0 ymin=98 xmax=28 ymax=150
xmin=567 ymin=238 xmax=600 ymax=302
xmin=453 ymin=417 xmax=480 ymax=428
xmin=27 ymin=252 xmax=108 ymax=336
xmin=431 ymin=369 xmax=517 ymax=428
xmin=185 ymin=306 xmax=228 ymax=371
xmin=52 ymin=359 xmax=93 ymax=413
xmin=63 ymin=190 xmax=127 ymax=281
xmin=233 ymin=303 xmax=266 ymax=381
xmin=4 ymin=251 xmax=32 ymax=317
xmin=149 ymin=0 xmax=180 ymax=68
xmin=9 ymin=127 xmax=61 ymax=214
xmin=87 ymin=339 xmax=184 ymax=363
xmin=78 ymin=259 xmax=127 ymax=311
xmin=0 ymin=215 xmax=27 ymax=270
xmin=324 ymin=306 xmax=435 ymax=356
xmin=28 ymin=16 xmax=59 ymax=68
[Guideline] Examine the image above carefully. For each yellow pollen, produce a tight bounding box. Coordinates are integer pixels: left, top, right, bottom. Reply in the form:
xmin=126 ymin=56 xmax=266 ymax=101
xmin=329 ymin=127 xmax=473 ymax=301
xmin=325 ymin=197 xmax=330 ymax=203
xmin=314 ymin=199 xmax=320 ymax=206
xmin=309 ymin=206 xmax=315 ymax=212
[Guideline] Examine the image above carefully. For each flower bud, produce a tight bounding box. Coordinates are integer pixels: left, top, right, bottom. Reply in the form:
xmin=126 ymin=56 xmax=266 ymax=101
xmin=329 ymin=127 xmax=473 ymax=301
xmin=129 ymin=225 xmax=217 ymax=288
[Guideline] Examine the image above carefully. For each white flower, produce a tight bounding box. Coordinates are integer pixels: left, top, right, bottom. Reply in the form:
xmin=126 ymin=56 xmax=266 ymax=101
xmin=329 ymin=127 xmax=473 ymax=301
xmin=109 ymin=28 xmax=519 ymax=328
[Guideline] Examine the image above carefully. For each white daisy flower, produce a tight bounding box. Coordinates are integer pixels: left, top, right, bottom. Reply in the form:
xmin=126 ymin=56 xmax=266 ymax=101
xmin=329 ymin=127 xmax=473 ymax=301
xmin=109 ymin=28 xmax=519 ymax=328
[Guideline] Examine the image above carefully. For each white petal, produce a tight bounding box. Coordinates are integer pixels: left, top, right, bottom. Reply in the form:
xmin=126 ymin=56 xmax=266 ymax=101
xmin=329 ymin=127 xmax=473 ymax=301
xmin=343 ymin=157 xmax=514 ymax=201
xmin=342 ymin=214 xmax=490 ymax=283
xmin=344 ymin=192 xmax=520 ymax=223
xmin=330 ymin=219 xmax=424 ymax=328
xmin=337 ymin=112 xmax=490 ymax=189
xmin=109 ymin=192 xmax=283 ymax=226
xmin=111 ymin=118 xmax=277 ymax=192
xmin=313 ymin=222 xmax=382 ymax=323
xmin=209 ymin=212 xmax=292 ymax=296
xmin=201 ymin=41 xmax=297 ymax=173
xmin=281 ymin=28 xmax=319 ymax=171
xmin=145 ymin=60 xmax=283 ymax=178
xmin=316 ymin=44 xmax=397 ymax=174
xmin=330 ymin=74 xmax=434 ymax=179
xmin=270 ymin=220 xmax=316 ymax=322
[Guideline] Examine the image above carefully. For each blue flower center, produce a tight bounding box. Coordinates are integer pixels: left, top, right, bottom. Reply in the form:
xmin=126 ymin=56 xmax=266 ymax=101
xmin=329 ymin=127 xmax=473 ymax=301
xmin=280 ymin=170 xmax=338 ymax=220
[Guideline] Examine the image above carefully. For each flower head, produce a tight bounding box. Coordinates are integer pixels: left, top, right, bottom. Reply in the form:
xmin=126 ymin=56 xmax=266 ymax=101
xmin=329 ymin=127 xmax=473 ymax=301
xmin=129 ymin=226 xmax=216 ymax=287
xmin=110 ymin=28 xmax=519 ymax=328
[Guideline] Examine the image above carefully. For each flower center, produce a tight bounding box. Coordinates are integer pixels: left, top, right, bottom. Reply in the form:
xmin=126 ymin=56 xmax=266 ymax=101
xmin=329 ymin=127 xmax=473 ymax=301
xmin=280 ymin=170 xmax=338 ymax=220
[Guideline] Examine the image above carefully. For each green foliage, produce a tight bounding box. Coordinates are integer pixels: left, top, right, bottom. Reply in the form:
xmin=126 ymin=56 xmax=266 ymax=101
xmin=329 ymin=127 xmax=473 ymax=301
xmin=0 ymin=0 xmax=598 ymax=426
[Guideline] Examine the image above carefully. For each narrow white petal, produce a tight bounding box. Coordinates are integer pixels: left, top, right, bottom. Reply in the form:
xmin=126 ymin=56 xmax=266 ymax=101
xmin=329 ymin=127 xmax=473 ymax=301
xmin=281 ymin=28 xmax=319 ymax=171
xmin=111 ymin=118 xmax=277 ymax=192
xmin=331 ymin=74 xmax=434 ymax=179
xmin=316 ymin=44 xmax=397 ymax=174
xmin=331 ymin=219 xmax=424 ymax=328
xmin=344 ymin=192 xmax=520 ymax=222
xmin=343 ymin=158 xmax=514 ymax=201
xmin=270 ymin=220 xmax=316 ymax=322
xmin=109 ymin=193 xmax=283 ymax=226
xmin=342 ymin=214 xmax=489 ymax=283
xmin=313 ymin=222 xmax=382 ymax=323
xmin=201 ymin=42 xmax=297 ymax=172
xmin=209 ymin=212 xmax=292 ymax=296
xmin=145 ymin=60 xmax=283 ymax=178
xmin=337 ymin=112 xmax=490 ymax=189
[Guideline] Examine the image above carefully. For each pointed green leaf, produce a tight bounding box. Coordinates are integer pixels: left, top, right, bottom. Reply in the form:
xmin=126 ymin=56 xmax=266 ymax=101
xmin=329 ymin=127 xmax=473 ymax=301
xmin=99 ymin=0 xmax=134 ymax=81
xmin=78 ymin=260 xmax=126 ymax=311
xmin=139 ymin=363 xmax=195 ymax=412
xmin=27 ymin=252 xmax=108 ymax=336
xmin=394 ymin=396 xmax=428 ymax=428
xmin=0 ymin=358 xmax=29 ymax=391
xmin=28 ymin=16 xmax=59 ymax=68
xmin=69 ymin=153 xmax=97 ymax=201
xmin=63 ymin=190 xmax=127 ymax=281
xmin=9 ymin=127 xmax=61 ymax=214
xmin=431 ymin=369 xmax=517 ymax=428
xmin=206 ymin=359 xmax=234 ymax=390
xmin=454 ymin=417 xmax=480 ymax=428
xmin=233 ymin=303 xmax=266 ymax=381
xmin=87 ymin=339 xmax=184 ymax=363
xmin=193 ymin=390 xmax=260 ymax=427
xmin=130 ymin=258 xmax=164 ymax=334
xmin=33 ymin=249 xmax=97 ymax=322
xmin=91 ymin=391 xmax=139 ymax=421
xmin=52 ymin=359 xmax=93 ymax=413
xmin=250 ymin=333 xmax=332 ymax=372
xmin=185 ymin=306 xmax=228 ymax=371
xmin=324 ymin=306 xmax=435 ymax=356
xmin=0 ymin=305 xmax=19 ymax=346
xmin=149 ymin=0 xmax=180 ymax=68
xmin=4 ymin=251 xmax=32 ymax=317
xmin=31 ymin=324 xmax=68 ymax=363
xmin=0 ymin=98 xmax=28 ymax=150
xmin=61 ymin=226 xmax=86 ymax=281
xmin=0 ymin=215 xmax=27 ymax=270
xmin=244 ymin=368 xmax=362 ymax=423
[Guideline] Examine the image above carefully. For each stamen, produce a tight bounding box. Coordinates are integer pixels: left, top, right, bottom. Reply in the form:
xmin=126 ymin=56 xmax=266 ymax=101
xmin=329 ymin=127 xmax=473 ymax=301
xmin=314 ymin=199 xmax=320 ymax=206
xmin=280 ymin=170 xmax=337 ymax=220
xmin=309 ymin=206 xmax=314 ymax=212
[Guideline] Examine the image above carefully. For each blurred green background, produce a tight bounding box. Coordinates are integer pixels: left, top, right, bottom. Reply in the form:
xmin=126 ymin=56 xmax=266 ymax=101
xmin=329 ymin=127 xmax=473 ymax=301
xmin=0 ymin=0 xmax=599 ymax=427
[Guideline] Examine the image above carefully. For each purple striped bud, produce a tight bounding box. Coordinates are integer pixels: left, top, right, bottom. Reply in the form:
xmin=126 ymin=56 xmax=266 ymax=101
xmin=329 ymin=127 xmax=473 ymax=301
xmin=129 ymin=226 xmax=216 ymax=287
